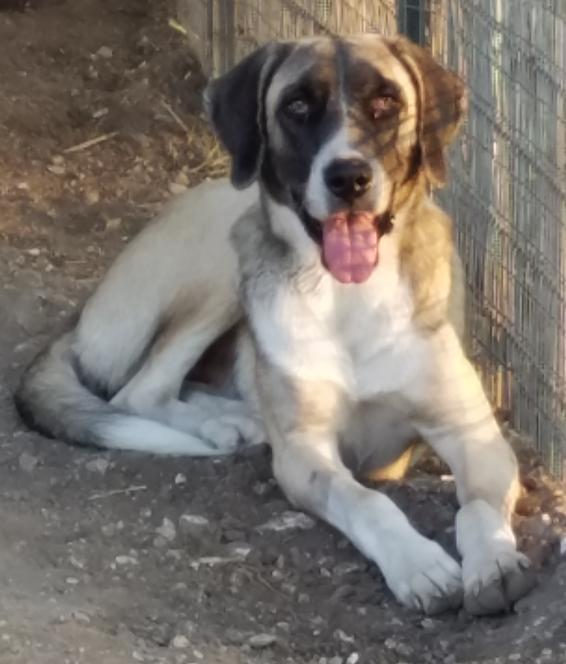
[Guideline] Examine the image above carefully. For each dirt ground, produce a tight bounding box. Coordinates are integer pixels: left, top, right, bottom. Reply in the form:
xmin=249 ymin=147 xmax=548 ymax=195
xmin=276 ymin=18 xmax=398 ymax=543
xmin=1 ymin=1 xmax=566 ymax=663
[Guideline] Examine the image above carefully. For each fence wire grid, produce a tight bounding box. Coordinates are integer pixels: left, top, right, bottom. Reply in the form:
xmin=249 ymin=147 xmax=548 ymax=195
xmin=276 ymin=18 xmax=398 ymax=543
xmin=178 ymin=0 xmax=566 ymax=477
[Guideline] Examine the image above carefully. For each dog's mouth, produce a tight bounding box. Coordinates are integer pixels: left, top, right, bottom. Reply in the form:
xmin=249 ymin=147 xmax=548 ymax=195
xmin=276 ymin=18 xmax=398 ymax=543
xmin=294 ymin=195 xmax=394 ymax=284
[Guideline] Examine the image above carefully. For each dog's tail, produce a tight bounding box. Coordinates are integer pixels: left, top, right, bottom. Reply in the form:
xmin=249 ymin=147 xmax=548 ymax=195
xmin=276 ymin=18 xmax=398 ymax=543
xmin=15 ymin=333 xmax=219 ymax=456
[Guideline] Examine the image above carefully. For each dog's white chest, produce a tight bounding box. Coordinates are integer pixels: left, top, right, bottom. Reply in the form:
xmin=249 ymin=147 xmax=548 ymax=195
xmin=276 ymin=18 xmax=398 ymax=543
xmin=250 ymin=254 xmax=426 ymax=401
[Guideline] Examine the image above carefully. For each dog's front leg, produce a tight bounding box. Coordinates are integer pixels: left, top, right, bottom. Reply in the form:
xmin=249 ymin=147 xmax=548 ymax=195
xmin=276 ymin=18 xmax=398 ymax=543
xmin=414 ymin=326 xmax=537 ymax=615
xmin=257 ymin=371 xmax=463 ymax=615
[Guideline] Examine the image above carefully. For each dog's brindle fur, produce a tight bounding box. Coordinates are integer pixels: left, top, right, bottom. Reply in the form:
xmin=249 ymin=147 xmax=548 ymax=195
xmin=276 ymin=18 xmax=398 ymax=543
xmin=16 ymin=35 xmax=535 ymax=616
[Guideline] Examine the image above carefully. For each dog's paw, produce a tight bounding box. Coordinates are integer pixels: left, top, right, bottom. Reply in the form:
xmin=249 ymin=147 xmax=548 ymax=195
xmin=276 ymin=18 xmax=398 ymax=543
xmin=463 ymin=548 xmax=536 ymax=615
xmin=385 ymin=538 xmax=463 ymax=615
xmin=198 ymin=414 xmax=266 ymax=453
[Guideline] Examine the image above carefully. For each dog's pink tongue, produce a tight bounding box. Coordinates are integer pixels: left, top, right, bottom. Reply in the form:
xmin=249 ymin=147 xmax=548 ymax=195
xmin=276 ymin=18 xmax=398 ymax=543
xmin=322 ymin=212 xmax=378 ymax=284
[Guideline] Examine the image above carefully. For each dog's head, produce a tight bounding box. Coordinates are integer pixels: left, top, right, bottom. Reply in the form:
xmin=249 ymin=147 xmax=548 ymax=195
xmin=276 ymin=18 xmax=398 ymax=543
xmin=205 ymin=35 xmax=466 ymax=283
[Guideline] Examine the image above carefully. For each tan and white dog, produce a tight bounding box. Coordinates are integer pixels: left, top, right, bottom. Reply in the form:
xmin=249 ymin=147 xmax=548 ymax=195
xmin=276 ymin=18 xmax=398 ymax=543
xmin=16 ymin=35 xmax=535 ymax=615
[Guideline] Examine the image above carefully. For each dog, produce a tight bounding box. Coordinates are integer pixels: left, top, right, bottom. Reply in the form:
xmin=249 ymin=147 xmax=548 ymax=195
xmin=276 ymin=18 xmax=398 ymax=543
xmin=15 ymin=34 xmax=536 ymax=616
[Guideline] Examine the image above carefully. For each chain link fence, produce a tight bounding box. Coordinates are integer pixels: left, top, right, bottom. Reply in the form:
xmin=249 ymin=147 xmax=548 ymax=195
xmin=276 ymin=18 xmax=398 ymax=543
xmin=178 ymin=0 xmax=566 ymax=477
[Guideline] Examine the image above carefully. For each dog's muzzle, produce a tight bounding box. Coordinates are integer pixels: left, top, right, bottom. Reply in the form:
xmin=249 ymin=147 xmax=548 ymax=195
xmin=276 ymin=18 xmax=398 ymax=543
xmin=292 ymin=189 xmax=395 ymax=284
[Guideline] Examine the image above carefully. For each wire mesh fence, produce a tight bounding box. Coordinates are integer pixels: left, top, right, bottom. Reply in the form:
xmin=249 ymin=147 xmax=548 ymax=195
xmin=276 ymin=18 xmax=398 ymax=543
xmin=178 ymin=0 xmax=566 ymax=477
xmin=431 ymin=0 xmax=565 ymax=477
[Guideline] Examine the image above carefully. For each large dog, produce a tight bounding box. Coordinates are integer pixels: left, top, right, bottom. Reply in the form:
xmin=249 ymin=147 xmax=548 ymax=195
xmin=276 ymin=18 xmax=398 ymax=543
xmin=16 ymin=34 xmax=535 ymax=615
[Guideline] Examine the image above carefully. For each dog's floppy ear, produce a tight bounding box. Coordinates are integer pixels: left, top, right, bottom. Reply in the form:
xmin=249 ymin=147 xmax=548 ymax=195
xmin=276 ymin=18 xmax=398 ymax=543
xmin=204 ymin=43 xmax=289 ymax=189
xmin=391 ymin=36 xmax=467 ymax=187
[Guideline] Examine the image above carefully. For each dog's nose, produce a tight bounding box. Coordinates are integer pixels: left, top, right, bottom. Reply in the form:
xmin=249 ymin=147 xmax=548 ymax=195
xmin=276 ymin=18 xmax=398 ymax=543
xmin=324 ymin=159 xmax=373 ymax=202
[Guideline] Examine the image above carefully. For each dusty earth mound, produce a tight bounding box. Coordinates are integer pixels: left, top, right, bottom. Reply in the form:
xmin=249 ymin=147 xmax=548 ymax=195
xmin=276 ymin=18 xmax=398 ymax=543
xmin=0 ymin=1 xmax=565 ymax=662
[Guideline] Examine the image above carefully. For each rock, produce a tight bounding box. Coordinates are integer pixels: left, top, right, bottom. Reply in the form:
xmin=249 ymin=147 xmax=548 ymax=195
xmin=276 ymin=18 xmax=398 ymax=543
xmin=257 ymin=510 xmax=315 ymax=532
xmin=169 ymin=182 xmax=188 ymax=195
xmin=69 ymin=555 xmax=85 ymax=570
xmin=85 ymin=457 xmax=109 ymax=475
xmin=333 ymin=561 xmax=365 ymax=576
xmin=174 ymin=473 xmax=187 ymax=485
xmin=71 ymin=611 xmax=91 ymax=625
xmin=91 ymin=107 xmax=108 ymax=119
xmin=225 ymin=628 xmax=246 ymax=645
xmin=96 ymin=45 xmax=113 ymax=58
xmin=334 ymin=629 xmax=354 ymax=644
xmin=105 ymin=217 xmax=122 ymax=231
xmin=47 ymin=164 xmax=66 ymax=176
xmin=421 ymin=618 xmax=437 ymax=630
xmin=346 ymin=655 xmax=359 ymax=664
xmin=178 ymin=514 xmax=212 ymax=547
xmin=18 ymin=452 xmax=38 ymax=473
xmin=84 ymin=188 xmax=101 ymax=205
xmin=172 ymin=582 xmax=188 ymax=596
xmin=175 ymin=171 xmax=190 ymax=187
xmin=114 ymin=555 xmax=138 ymax=566
xmin=153 ymin=536 xmax=169 ymax=549
xmin=178 ymin=514 xmax=210 ymax=533
xmin=248 ymin=633 xmax=277 ymax=649
xmin=170 ymin=635 xmax=190 ymax=649
xmin=156 ymin=517 xmax=177 ymax=542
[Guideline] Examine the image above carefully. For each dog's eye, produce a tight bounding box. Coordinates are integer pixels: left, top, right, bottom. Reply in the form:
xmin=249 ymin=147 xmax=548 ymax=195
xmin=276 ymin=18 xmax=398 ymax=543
xmin=284 ymin=97 xmax=310 ymax=119
xmin=371 ymin=93 xmax=400 ymax=119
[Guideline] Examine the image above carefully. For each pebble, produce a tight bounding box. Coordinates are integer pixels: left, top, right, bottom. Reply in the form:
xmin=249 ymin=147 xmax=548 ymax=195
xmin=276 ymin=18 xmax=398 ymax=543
xmin=334 ymin=629 xmax=354 ymax=644
xmin=47 ymin=164 xmax=66 ymax=176
xmin=175 ymin=171 xmax=190 ymax=186
xmin=71 ymin=611 xmax=91 ymax=625
xmin=114 ymin=555 xmax=138 ymax=566
xmin=85 ymin=458 xmax=109 ymax=475
xmin=153 ymin=536 xmax=169 ymax=549
xmin=174 ymin=473 xmax=187 ymax=485
xmin=248 ymin=633 xmax=277 ymax=649
xmin=169 ymin=182 xmax=188 ymax=195
xmin=333 ymin=561 xmax=365 ymax=576
xmin=257 ymin=510 xmax=315 ymax=532
xmin=156 ymin=517 xmax=177 ymax=542
xmin=92 ymin=107 xmax=108 ymax=119
xmin=18 ymin=452 xmax=38 ymax=473
xmin=96 ymin=45 xmax=113 ymax=58
xmin=225 ymin=628 xmax=246 ymax=645
xmin=105 ymin=217 xmax=122 ymax=231
xmin=171 ymin=635 xmax=190 ymax=649
xmin=178 ymin=514 xmax=210 ymax=533
xmin=69 ymin=555 xmax=85 ymax=570
xmin=346 ymin=655 xmax=359 ymax=664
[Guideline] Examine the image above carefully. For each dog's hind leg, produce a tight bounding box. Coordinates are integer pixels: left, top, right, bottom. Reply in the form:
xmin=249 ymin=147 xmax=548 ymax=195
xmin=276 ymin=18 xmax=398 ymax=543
xmin=111 ymin=309 xmax=265 ymax=453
